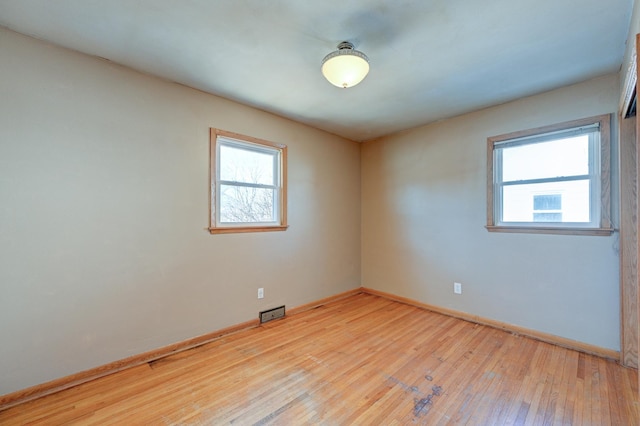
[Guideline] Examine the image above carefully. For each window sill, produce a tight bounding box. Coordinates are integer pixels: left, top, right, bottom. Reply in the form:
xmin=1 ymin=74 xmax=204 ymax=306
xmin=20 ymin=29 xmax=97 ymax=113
xmin=208 ymin=225 xmax=289 ymax=235
xmin=485 ymin=225 xmax=614 ymax=236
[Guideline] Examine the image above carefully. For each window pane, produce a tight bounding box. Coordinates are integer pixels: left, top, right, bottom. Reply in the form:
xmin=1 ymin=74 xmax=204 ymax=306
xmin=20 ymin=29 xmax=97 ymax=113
xmin=220 ymin=185 xmax=276 ymax=223
xmin=533 ymin=194 xmax=561 ymax=210
xmin=220 ymin=144 xmax=275 ymax=185
xmin=501 ymin=135 xmax=589 ymax=182
xmin=533 ymin=212 xmax=562 ymax=222
xmin=502 ymin=180 xmax=590 ymax=223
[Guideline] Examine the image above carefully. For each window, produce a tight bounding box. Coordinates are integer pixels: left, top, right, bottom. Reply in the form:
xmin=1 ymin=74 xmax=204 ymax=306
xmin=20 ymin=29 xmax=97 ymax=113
xmin=486 ymin=114 xmax=612 ymax=235
xmin=209 ymin=129 xmax=287 ymax=234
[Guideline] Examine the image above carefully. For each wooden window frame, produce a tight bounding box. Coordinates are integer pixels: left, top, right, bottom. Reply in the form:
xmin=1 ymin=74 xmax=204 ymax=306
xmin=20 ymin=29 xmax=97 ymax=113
xmin=209 ymin=129 xmax=288 ymax=234
xmin=486 ymin=114 xmax=613 ymax=236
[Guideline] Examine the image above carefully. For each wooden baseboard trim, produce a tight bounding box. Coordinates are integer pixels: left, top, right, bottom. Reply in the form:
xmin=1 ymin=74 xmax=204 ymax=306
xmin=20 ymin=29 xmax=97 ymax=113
xmin=0 ymin=287 xmax=363 ymax=411
xmin=287 ymin=288 xmax=363 ymax=316
xmin=361 ymin=287 xmax=620 ymax=362
xmin=2 ymin=286 xmax=619 ymax=411
xmin=0 ymin=317 xmax=260 ymax=411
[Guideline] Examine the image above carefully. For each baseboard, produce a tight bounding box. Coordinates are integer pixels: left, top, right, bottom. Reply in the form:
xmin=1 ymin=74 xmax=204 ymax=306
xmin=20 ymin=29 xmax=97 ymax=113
xmin=1 ymin=286 xmax=620 ymax=411
xmin=0 ymin=319 xmax=267 ymax=412
xmin=0 ymin=288 xmax=362 ymax=412
xmin=361 ymin=287 xmax=620 ymax=361
xmin=287 ymin=288 xmax=362 ymax=316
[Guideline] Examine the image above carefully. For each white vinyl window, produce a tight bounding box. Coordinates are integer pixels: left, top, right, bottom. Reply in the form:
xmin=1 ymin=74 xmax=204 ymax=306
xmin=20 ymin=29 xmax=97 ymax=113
xmin=487 ymin=114 xmax=612 ymax=235
xmin=209 ymin=129 xmax=287 ymax=234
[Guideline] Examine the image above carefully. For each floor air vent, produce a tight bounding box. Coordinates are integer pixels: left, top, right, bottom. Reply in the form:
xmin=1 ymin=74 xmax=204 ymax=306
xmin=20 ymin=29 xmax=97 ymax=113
xmin=260 ymin=306 xmax=285 ymax=323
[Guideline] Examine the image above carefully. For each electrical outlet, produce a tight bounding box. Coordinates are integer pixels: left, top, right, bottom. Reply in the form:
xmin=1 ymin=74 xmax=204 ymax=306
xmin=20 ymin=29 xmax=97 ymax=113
xmin=454 ymin=282 xmax=462 ymax=295
xmin=258 ymin=288 xmax=264 ymax=299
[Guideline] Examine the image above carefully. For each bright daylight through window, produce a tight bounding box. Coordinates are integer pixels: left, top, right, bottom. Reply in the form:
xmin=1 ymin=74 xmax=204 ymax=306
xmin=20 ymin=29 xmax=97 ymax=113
xmin=209 ymin=129 xmax=287 ymax=234
xmin=486 ymin=114 xmax=611 ymax=235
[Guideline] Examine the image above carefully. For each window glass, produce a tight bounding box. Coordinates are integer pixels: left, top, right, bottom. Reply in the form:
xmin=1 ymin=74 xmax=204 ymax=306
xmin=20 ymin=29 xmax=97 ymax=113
xmin=219 ymin=144 xmax=275 ymax=186
xmin=501 ymin=136 xmax=589 ymax=182
xmin=533 ymin=194 xmax=562 ymax=211
xmin=220 ymin=185 xmax=276 ymax=223
xmin=502 ymin=181 xmax=590 ymax=223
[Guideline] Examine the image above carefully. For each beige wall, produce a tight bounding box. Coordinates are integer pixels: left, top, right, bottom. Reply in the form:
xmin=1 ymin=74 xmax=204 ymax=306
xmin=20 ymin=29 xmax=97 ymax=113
xmin=0 ymin=28 xmax=361 ymax=395
xmin=362 ymin=74 xmax=621 ymax=351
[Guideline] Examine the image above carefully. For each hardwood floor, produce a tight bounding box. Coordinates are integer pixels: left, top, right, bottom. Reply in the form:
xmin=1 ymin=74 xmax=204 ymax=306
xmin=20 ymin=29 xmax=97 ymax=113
xmin=0 ymin=293 xmax=637 ymax=425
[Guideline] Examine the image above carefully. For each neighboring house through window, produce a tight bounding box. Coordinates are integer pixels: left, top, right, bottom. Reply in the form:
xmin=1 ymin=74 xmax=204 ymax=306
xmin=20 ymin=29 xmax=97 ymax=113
xmin=209 ymin=129 xmax=288 ymax=234
xmin=532 ymin=194 xmax=562 ymax=222
xmin=486 ymin=114 xmax=612 ymax=235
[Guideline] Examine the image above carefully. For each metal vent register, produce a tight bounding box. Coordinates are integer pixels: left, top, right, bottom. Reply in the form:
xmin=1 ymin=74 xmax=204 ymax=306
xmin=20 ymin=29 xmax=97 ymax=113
xmin=260 ymin=306 xmax=285 ymax=323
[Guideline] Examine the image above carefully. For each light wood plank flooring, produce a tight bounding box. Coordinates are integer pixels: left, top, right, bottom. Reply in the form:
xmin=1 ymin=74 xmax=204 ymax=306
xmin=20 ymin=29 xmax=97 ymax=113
xmin=0 ymin=293 xmax=638 ymax=425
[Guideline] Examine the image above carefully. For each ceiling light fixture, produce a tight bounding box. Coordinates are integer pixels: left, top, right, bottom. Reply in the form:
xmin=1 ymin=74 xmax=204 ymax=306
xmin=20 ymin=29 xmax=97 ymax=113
xmin=321 ymin=41 xmax=369 ymax=88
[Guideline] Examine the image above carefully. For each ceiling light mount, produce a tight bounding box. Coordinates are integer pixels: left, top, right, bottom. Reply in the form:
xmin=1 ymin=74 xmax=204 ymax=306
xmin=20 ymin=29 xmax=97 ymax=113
xmin=336 ymin=41 xmax=357 ymax=51
xmin=321 ymin=41 xmax=370 ymax=88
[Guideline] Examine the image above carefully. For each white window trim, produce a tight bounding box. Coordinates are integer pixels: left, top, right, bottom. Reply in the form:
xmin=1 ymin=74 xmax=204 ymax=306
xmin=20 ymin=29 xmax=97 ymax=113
xmin=209 ymin=129 xmax=288 ymax=234
xmin=486 ymin=114 xmax=613 ymax=236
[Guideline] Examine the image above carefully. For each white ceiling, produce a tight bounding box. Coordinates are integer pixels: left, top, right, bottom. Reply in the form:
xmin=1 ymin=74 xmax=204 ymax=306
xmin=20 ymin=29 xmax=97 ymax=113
xmin=0 ymin=0 xmax=634 ymax=141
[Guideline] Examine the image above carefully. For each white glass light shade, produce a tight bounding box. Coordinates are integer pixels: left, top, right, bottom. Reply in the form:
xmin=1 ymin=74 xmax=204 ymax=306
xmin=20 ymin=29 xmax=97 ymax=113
xmin=321 ymin=42 xmax=369 ymax=88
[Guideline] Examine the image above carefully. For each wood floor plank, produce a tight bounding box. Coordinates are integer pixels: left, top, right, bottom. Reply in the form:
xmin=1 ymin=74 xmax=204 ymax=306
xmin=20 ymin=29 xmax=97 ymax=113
xmin=0 ymin=293 xmax=637 ymax=425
